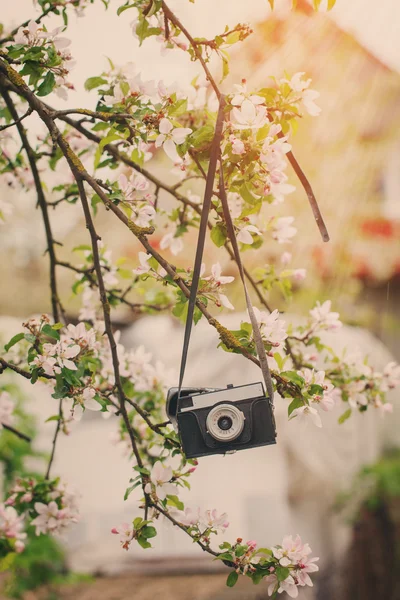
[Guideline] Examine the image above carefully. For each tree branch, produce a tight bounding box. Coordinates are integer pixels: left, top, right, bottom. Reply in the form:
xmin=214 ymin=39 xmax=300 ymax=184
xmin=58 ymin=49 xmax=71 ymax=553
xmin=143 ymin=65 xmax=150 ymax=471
xmin=0 ymin=88 xmax=61 ymax=322
xmin=45 ymin=398 xmax=63 ymax=480
xmin=2 ymin=423 xmax=31 ymax=442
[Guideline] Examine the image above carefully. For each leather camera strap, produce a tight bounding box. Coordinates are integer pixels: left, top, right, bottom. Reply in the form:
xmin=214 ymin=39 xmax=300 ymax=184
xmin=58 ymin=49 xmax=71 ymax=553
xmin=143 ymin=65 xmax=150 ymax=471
xmin=177 ymin=94 xmax=275 ymax=406
xmin=218 ymin=167 xmax=274 ymax=405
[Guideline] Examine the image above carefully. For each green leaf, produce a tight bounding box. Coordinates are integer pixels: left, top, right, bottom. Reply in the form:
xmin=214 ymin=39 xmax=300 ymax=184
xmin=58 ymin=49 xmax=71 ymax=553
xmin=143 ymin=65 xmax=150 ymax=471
xmin=117 ymin=2 xmax=136 ymax=15
xmin=91 ymin=194 xmax=101 ymax=216
xmin=42 ymin=324 xmax=60 ymax=341
xmin=338 ymin=408 xmax=352 ymax=424
xmin=137 ymin=537 xmax=151 ymax=549
xmin=45 ymin=415 xmax=61 ymax=423
xmin=256 ymin=547 xmax=273 ymax=556
xmin=235 ymin=545 xmax=246 ymax=557
xmin=24 ymin=333 xmax=36 ymax=344
xmin=37 ymin=71 xmax=56 ymax=97
xmin=210 ymin=223 xmax=227 ymax=248
xmin=166 ymin=495 xmax=184 ymax=511
xmin=288 ymin=397 xmax=304 ymax=416
xmin=215 ymin=552 xmax=234 ymax=561
xmin=4 ymin=333 xmax=25 ymax=352
xmin=169 ymin=99 xmax=188 ymax=117
xmin=276 ymin=566 xmax=290 ymax=582
xmin=281 ymin=370 xmax=304 ymax=388
xmin=226 ymin=571 xmax=239 ymax=587
xmin=123 ymin=480 xmax=142 ymax=500
xmin=84 ymin=76 xmax=108 ymax=91
xmin=141 ymin=525 xmax=157 ymax=539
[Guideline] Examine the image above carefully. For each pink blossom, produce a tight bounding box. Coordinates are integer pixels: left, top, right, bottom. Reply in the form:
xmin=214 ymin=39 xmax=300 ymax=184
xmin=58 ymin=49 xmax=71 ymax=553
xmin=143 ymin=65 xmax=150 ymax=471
xmin=271 ymin=216 xmax=297 ymax=244
xmin=237 ymin=224 xmax=261 ymax=245
xmin=155 ymin=118 xmax=192 ymax=162
xmin=309 ymin=300 xmax=342 ymax=331
xmin=292 ymin=405 xmax=322 ymax=428
xmin=160 ymin=229 xmax=184 ymax=255
xmin=229 ymin=135 xmax=245 ymax=155
xmin=231 ymin=100 xmax=267 ymax=130
xmin=112 ymin=522 xmax=134 ymax=550
xmin=231 ymin=82 xmax=264 ymax=107
xmin=199 ymin=509 xmax=229 ymax=533
xmin=133 ymin=252 xmax=152 ymax=275
xmin=144 ymin=461 xmax=177 ymax=500
xmin=252 ymin=307 xmax=287 ymax=349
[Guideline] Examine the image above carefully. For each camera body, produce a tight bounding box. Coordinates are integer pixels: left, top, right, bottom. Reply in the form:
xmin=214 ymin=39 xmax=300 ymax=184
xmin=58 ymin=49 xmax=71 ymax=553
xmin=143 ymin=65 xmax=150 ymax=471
xmin=166 ymin=382 xmax=276 ymax=459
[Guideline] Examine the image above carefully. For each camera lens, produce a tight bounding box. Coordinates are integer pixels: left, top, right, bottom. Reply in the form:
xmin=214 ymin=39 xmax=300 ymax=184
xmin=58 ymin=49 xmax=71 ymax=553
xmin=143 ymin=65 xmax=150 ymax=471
xmin=206 ymin=404 xmax=245 ymax=442
xmin=218 ymin=416 xmax=233 ymax=430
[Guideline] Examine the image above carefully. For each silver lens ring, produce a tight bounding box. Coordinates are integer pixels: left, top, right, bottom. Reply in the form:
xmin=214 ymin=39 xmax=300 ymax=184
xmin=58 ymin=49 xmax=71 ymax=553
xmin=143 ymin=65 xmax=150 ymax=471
xmin=206 ymin=404 xmax=245 ymax=442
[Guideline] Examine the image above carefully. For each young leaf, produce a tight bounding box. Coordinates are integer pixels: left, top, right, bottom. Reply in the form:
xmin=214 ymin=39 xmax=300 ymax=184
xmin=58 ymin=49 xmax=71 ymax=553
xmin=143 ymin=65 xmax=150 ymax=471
xmin=42 ymin=324 xmax=60 ymax=341
xmin=4 ymin=333 xmax=25 ymax=352
xmin=338 ymin=408 xmax=352 ymax=424
xmin=37 ymin=72 xmax=56 ymax=97
xmin=226 ymin=571 xmax=239 ymax=587
xmin=84 ymin=76 xmax=108 ymax=91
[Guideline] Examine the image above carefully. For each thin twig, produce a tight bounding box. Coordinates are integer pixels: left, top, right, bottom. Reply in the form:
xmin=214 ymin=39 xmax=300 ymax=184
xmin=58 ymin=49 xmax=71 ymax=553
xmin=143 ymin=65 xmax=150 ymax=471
xmin=45 ymin=398 xmax=63 ymax=480
xmin=161 ymin=1 xmax=221 ymax=98
xmin=0 ymin=6 xmax=57 ymax=44
xmin=2 ymin=423 xmax=31 ymax=442
xmin=1 ymin=89 xmax=60 ymax=322
xmin=0 ymin=107 xmax=32 ymax=131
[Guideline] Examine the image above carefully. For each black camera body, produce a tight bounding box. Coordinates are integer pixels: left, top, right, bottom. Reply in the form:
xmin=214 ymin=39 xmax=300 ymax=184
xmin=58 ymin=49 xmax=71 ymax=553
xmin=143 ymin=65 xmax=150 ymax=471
xmin=166 ymin=382 xmax=276 ymax=459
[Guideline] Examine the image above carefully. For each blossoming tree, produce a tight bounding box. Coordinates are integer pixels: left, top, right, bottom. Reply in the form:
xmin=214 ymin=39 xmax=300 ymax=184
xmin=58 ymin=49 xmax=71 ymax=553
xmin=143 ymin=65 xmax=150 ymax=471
xmin=0 ymin=0 xmax=399 ymax=597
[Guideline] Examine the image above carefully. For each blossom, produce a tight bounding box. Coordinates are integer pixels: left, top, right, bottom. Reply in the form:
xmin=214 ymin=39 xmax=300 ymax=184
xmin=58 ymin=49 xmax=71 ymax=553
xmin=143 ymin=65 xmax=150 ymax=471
xmin=144 ymin=461 xmax=177 ymax=500
xmin=261 ymin=135 xmax=291 ymax=171
xmin=231 ymin=81 xmax=265 ymax=107
xmin=268 ymin=171 xmax=296 ymax=204
xmin=204 ymin=262 xmax=234 ymax=286
xmin=292 ymin=269 xmax=306 ymax=282
xmin=71 ymin=387 xmax=101 ymax=421
xmin=231 ymin=99 xmax=267 ymax=130
xmin=237 ymin=224 xmax=261 ymax=245
xmin=160 ymin=228 xmax=184 ymax=256
xmin=252 ymin=307 xmax=287 ymax=349
xmin=382 ymin=361 xmax=400 ymax=390
xmin=281 ymin=252 xmax=292 ymax=265
xmin=284 ymin=72 xmax=321 ymax=117
xmin=271 ymin=216 xmax=297 ymax=244
xmin=309 ymin=300 xmax=342 ymax=331
xmin=32 ymin=354 xmax=57 ymax=376
xmin=111 ymin=522 xmax=134 ymax=550
xmin=44 ymin=341 xmax=81 ymax=371
xmin=0 ymin=392 xmax=15 ymax=429
xmin=133 ymin=252 xmax=152 ymax=275
xmin=199 ymin=509 xmax=229 ymax=533
xmin=64 ymin=322 xmax=97 ymax=351
xmin=0 ymin=504 xmax=26 ymax=552
xmin=292 ymin=405 xmax=322 ymax=428
xmin=155 ymin=118 xmax=192 ymax=162
xmin=203 ymin=262 xmax=235 ymax=310
xmin=229 ymin=135 xmax=245 ymax=155
xmin=174 ymin=507 xmax=201 ymax=527
xmin=31 ymin=501 xmax=60 ymax=535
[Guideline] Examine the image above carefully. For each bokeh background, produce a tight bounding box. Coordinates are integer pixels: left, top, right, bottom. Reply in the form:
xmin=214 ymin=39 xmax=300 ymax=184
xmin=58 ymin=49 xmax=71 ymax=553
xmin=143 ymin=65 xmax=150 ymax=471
xmin=1 ymin=0 xmax=400 ymax=598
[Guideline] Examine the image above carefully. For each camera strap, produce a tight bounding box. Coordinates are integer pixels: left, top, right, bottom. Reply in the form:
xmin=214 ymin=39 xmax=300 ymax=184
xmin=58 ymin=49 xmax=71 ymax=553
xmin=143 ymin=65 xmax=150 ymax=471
xmin=177 ymin=94 xmax=274 ymax=406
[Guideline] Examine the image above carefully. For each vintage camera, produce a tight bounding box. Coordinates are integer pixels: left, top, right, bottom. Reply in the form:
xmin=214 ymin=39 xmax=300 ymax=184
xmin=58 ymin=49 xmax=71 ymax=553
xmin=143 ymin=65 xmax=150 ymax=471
xmin=166 ymin=382 xmax=276 ymax=459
